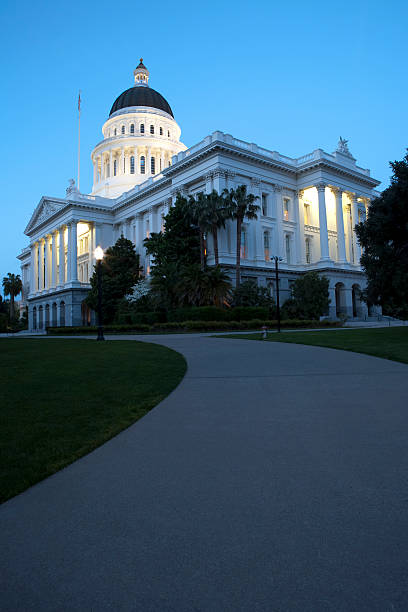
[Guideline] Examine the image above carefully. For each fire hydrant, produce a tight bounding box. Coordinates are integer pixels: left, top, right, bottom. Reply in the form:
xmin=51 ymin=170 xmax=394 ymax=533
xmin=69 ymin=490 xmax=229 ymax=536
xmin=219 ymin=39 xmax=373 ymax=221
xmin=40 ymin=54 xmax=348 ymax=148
xmin=261 ymin=325 xmax=268 ymax=340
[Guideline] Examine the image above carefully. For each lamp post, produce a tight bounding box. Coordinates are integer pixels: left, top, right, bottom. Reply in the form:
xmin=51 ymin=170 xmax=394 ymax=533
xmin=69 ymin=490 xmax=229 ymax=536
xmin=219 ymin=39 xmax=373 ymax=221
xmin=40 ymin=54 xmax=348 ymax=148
xmin=271 ymin=256 xmax=283 ymax=333
xmin=94 ymin=246 xmax=105 ymax=341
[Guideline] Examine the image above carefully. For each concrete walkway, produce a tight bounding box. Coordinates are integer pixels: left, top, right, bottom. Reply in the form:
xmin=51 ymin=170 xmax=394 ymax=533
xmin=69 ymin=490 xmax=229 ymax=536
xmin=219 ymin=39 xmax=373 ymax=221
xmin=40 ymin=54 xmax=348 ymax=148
xmin=1 ymin=335 xmax=408 ymax=611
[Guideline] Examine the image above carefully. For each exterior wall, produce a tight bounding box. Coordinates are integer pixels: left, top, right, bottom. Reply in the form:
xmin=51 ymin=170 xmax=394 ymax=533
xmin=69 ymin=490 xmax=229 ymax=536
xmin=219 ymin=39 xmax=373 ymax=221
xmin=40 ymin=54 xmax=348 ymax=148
xmin=20 ymin=130 xmax=381 ymax=330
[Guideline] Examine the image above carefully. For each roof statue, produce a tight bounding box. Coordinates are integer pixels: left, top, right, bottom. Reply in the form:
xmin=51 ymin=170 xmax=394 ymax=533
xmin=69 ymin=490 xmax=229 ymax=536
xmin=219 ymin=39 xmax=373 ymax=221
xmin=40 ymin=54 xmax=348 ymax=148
xmin=337 ymin=136 xmax=352 ymax=157
xmin=66 ymin=178 xmax=79 ymax=197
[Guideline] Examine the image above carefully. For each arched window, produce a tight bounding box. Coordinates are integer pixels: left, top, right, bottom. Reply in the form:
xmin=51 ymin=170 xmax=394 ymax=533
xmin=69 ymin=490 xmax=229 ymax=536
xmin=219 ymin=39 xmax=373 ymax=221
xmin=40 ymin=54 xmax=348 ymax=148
xmin=305 ymin=237 xmax=311 ymax=263
xmin=130 ymin=156 xmax=135 ymax=174
xmin=114 ymin=128 xmax=117 ymax=136
xmin=160 ymin=127 xmax=163 ymax=135
xmin=60 ymin=302 xmax=65 ymax=326
xmin=140 ymin=156 xmax=145 ymax=174
xmin=140 ymin=124 xmax=145 ymax=134
xmin=130 ymin=124 xmax=135 ymax=134
xmin=33 ymin=306 xmax=37 ymax=330
xmin=150 ymin=125 xmax=154 ymax=134
xmin=121 ymin=125 xmax=125 ymax=134
xmin=283 ymin=198 xmax=290 ymax=221
xmin=167 ymin=130 xmax=170 ymax=138
xmin=263 ymin=231 xmax=270 ymax=261
xmin=151 ymin=157 xmax=155 ymax=174
xmin=114 ymin=159 xmax=117 ymax=176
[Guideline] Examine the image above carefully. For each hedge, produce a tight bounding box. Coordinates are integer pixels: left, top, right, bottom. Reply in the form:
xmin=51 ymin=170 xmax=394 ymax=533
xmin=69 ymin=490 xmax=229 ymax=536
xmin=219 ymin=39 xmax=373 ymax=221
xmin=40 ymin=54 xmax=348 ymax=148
xmin=46 ymin=319 xmax=341 ymax=335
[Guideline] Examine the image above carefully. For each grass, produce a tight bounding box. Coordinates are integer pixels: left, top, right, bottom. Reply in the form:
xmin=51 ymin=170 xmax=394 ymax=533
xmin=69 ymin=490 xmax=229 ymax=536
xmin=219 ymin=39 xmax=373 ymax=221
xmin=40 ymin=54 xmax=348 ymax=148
xmin=219 ymin=327 xmax=408 ymax=365
xmin=0 ymin=339 xmax=186 ymax=503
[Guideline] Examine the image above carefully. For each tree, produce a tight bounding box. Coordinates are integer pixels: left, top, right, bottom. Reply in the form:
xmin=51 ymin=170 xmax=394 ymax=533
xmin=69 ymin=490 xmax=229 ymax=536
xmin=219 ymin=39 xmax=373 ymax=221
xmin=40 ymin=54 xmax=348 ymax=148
xmin=284 ymin=271 xmax=329 ymax=320
xmin=232 ymin=279 xmax=275 ymax=308
xmin=355 ymin=150 xmax=408 ymax=318
xmin=85 ymin=236 xmax=141 ymax=323
xmin=188 ymin=190 xmax=228 ymax=267
xmin=176 ymin=264 xmax=232 ymax=307
xmin=2 ymin=273 xmax=22 ymax=319
xmin=223 ymin=185 xmax=260 ymax=287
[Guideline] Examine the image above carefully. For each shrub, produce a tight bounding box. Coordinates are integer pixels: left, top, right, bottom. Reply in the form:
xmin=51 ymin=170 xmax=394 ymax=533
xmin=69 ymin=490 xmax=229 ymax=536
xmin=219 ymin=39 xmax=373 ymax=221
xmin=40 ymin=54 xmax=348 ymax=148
xmin=168 ymin=306 xmax=230 ymax=322
xmin=229 ymin=307 xmax=270 ymax=321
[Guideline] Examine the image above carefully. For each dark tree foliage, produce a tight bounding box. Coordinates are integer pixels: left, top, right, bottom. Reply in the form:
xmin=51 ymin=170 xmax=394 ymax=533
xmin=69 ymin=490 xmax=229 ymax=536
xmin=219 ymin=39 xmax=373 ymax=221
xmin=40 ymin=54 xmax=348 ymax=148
xmin=282 ymin=272 xmax=329 ymax=320
xmin=356 ymin=151 xmax=408 ymax=318
xmin=144 ymin=194 xmax=200 ymax=268
xmin=85 ymin=236 xmax=141 ymax=323
xmin=231 ymin=279 xmax=274 ymax=308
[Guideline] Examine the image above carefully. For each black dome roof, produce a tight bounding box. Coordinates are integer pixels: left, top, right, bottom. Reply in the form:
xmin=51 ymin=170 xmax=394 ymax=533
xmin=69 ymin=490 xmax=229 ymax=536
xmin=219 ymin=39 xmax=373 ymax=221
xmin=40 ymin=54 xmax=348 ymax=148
xmin=109 ymin=86 xmax=174 ymax=117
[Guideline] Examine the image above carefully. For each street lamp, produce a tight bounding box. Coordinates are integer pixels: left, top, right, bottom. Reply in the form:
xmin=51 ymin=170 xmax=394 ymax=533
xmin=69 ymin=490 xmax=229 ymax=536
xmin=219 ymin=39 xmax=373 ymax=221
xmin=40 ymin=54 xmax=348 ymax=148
xmin=271 ymin=256 xmax=283 ymax=333
xmin=94 ymin=246 xmax=105 ymax=341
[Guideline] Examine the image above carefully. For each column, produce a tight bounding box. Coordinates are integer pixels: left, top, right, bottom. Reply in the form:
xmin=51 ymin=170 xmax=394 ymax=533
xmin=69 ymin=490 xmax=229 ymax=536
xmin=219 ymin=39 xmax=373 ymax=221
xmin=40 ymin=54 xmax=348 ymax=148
xmin=100 ymin=155 xmax=104 ymax=180
xmin=30 ymin=243 xmax=36 ymax=294
xmin=249 ymin=178 xmax=263 ymax=264
xmin=332 ymin=187 xmax=347 ymax=263
xmin=39 ymin=239 xmax=45 ymax=290
xmin=59 ymin=226 xmax=65 ymax=286
xmin=120 ymin=147 xmax=124 ymax=175
xmin=43 ymin=236 xmax=50 ymax=289
xmin=205 ymin=172 xmax=213 ymax=195
xmin=294 ymin=190 xmax=304 ymax=264
xmin=350 ymin=193 xmax=361 ymax=265
xmin=316 ymin=183 xmax=330 ymax=261
xmin=109 ymin=150 xmax=113 ymax=178
xmin=273 ymin=184 xmax=284 ymax=259
xmin=93 ymin=161 xmax=97 ymax=185
xmin=67 ymin=221 xmax=78 ymax=282
xmin=51 ymin=231 xmax=58 ymax=287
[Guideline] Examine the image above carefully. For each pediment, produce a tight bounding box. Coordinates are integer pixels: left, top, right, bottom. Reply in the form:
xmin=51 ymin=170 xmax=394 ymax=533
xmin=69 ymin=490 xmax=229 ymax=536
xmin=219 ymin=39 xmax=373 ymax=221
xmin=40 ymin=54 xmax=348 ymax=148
xmin=25 ymin=198 xmax=66 ymax=234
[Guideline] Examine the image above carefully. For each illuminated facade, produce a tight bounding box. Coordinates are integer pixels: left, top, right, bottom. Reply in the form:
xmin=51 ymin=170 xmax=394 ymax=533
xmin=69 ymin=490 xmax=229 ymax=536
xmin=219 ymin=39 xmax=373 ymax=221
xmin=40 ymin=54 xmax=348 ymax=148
xmin=18 ymin=61 xmax=381 ymax=330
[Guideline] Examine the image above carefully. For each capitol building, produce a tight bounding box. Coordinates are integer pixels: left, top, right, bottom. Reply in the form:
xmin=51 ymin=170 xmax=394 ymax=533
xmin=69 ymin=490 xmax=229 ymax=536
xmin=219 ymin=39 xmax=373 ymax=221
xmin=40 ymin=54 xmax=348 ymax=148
xmin=18 ymin=60 xmax=381 ymax=330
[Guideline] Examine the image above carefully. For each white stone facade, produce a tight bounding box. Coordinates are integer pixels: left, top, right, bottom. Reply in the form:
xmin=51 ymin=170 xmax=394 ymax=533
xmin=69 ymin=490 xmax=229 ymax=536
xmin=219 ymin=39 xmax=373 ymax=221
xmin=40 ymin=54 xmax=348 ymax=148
xmin=18 ymin=65 xmax=381 ymax=330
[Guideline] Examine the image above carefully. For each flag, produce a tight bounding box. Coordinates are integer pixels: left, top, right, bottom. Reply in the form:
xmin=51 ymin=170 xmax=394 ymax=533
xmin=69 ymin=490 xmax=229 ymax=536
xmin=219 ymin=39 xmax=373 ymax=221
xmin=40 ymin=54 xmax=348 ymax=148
xmin=78 ymin=91 xmax=81 ymax=112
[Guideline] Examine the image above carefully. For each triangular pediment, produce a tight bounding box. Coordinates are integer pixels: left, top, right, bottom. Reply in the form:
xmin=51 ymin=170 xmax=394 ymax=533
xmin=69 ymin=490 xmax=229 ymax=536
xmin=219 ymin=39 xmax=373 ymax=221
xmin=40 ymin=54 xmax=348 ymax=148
xmin=25 ymin=197 xmax=67 ymax=234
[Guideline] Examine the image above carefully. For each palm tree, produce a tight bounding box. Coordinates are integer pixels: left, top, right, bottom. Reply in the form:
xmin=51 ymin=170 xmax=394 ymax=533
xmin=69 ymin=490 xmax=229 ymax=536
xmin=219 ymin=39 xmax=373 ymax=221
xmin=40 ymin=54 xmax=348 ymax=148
xmin=205 ymin=190 xmax=229 ymax=266
xmin=223 ymin=185 xmax=260 ymax=287
xmin=203 ymin=265 xmax=232 ymax=307
xmin=2 ymin=273 xmax=22 ymax=319
xmin=187 ymin=193 xmax=211 ymax=270
xmin=176 ymin=264 xmax=232 ymax=307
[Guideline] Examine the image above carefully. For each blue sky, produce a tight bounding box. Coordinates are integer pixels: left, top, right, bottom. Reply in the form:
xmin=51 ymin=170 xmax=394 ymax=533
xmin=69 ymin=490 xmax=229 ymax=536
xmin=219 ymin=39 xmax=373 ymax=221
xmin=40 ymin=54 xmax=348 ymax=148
xmin=1 ymin=0 xmax=407 ymax=291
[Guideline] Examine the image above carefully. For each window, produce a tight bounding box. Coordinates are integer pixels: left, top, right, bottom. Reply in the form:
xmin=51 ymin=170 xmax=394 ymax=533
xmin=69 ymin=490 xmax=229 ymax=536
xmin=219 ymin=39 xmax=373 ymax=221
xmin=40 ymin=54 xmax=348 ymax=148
xmin=130 ymin=156 xmax=135 ymax=174
xmin=130 ymin=124 xmax=135 ymax=134
xmin=160 ymin=127 xmax=163 ymax=135
xmin=150 ymin=124 xmax=154 ymax=134
xmin=123 ymin=157 xmax=126 ymax=173
xmin=146 ymin=220 xmax=150 ymax=238
xmin=263 ymin=231 xmax=270 ymax=261
xmin=240 ymin=229 xmax=247 ymax=259
xmin=113 ymin=159 xmax=117 ymax=176
xmin=305 ymin=237 xmax=311 ymax=263
xmin=140 ymin=124 xmax=145 ymax=134
xmin=304 ymin=203 xmax=310 ymax=225
xmin=151 ymin=157 xmax=155 ymax=174
xmin=283 ymin=198 xmax=290 ymax=221
xmin=261 ymin=193 xmax=268 ymax=216
xmin=140 ymin=155 xmax=145 ymax=174
xmin=167 ymin=130 xmax=170 ymax=138
xmin=121 ymin=125 xmax=125 ymax=134
xmin=168 ymin=160 xmax=171 ymax=167
xmin=114 ymin=128 xmax=117 ymax=136
xmin=285 ymin=235 xmax=291 ymax=263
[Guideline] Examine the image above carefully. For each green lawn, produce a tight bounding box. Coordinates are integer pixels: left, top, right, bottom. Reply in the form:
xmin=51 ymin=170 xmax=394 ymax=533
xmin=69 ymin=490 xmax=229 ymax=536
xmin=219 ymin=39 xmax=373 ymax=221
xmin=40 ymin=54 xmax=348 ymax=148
xmin=220 ymin=327 xmax=408 ymax=365
xmin=0 ymin=339 xmax=186 ymax=503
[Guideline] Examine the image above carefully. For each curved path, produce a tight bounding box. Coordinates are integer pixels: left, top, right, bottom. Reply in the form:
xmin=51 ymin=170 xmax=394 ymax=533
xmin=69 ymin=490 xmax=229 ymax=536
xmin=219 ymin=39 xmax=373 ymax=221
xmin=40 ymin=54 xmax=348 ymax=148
xmin=2 ymin=335 xmax=408 ymax=611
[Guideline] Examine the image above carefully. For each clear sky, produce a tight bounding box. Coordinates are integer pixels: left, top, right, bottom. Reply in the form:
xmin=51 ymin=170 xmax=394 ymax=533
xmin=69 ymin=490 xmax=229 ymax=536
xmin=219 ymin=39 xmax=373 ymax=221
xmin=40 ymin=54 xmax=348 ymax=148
xmin=1 ymin=0 xmax=407 ymax=292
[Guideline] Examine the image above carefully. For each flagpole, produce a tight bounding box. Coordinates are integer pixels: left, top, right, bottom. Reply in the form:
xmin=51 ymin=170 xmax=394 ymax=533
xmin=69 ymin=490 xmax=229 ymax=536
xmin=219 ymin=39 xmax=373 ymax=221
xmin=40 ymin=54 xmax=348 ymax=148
xmin=77 ymin=90 xmax=81 ymax=191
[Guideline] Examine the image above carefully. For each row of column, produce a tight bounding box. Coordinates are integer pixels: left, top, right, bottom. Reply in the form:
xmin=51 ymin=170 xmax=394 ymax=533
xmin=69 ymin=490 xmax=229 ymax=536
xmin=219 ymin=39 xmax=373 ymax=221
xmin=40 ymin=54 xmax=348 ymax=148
xmin=94 ymin=147 xmax=175 ymax=182
xmin=30 ymin=221 xmax=97 ymax=295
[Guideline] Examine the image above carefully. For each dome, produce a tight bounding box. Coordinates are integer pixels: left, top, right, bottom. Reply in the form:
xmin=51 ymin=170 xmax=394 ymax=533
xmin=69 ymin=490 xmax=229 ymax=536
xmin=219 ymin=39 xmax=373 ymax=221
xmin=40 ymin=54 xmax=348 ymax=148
xmin=109 ymin=86 xmax=174 ymax=118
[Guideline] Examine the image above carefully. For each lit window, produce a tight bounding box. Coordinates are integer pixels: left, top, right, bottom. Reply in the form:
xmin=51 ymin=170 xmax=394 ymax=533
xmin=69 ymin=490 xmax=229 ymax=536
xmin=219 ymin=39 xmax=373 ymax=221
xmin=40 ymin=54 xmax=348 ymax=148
xmin=121 ymin=125 xmax=125 ymax=134
xmin=114 ymin=159 xmax=117 ymax=176
xmin=262 ymin=193 xmax=267 ymax=216
xmin=140 ymin=155 xmax=145 ymax=174
xmin=140 ymin=124 xmax=145 ymax=134
xmin=263 ymin=231 xmax=270 ymax=261
xmin=151 ymin=157 xmax=155 ymax=174
xmin=283 ymin=198 xmax=290 ymax=221
xmin=285 ymin=235 xmax=291 ymax=263
xmin=150 ymin=125 xmax=154 ymax=134
xmin=160 ymin=127 xmax=163 ymax=135
xmin=240 ymin=229 xmax=247 ymax=259
xmin=146 ymin=220 xmax=150 ymax=238
xmin=130 ymin=124 xmax=135 ymax=134
xmin=305 ymin=237 xmax=311 ymax=263
xmin=304 ymin=203 xmax=310 ymax=225
xmin=130 ymin=156 xmax=135 ymax=174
